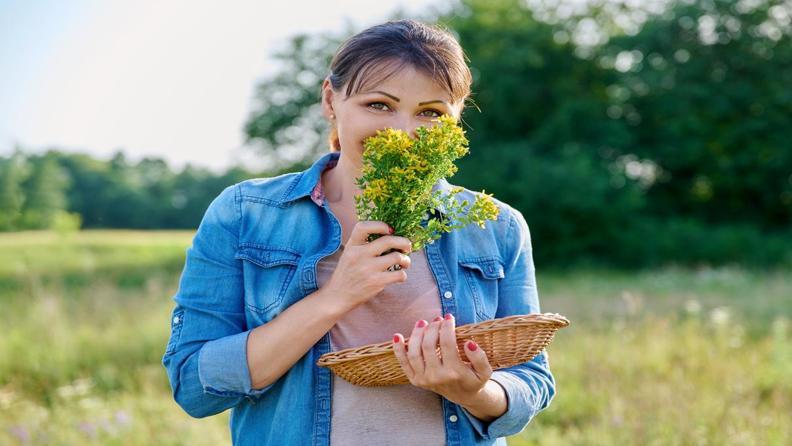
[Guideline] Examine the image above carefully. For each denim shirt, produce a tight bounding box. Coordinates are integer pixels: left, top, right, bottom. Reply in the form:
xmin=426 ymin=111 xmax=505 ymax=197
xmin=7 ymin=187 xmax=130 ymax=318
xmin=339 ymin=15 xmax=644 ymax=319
xmin=162 ymin=151 xmax=556 ymax=445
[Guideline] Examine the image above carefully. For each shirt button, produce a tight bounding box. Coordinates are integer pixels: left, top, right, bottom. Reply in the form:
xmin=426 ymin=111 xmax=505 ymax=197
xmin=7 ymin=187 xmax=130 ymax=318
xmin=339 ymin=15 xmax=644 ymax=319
xmin=443 ymin=291 xmax=453 ymax=299
xmin=173 ymin=316 xmax=180 ymax=324
xmin=449 ymin=415 xmax=458 ymax=422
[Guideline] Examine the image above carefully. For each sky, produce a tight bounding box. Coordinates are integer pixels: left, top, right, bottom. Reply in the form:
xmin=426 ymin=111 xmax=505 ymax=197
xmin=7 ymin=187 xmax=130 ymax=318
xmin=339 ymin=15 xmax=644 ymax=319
xmin=0 ymin=0 xmax=446 ymax=173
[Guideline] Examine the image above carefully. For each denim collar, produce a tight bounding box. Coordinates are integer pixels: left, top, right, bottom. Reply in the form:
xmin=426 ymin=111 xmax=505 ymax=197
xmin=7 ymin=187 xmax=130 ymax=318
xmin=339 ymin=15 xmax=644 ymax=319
xmin=279 ymin=151 xmax=452 ymax=218
xmin=279 ymin=152 xmax=340 ymax=205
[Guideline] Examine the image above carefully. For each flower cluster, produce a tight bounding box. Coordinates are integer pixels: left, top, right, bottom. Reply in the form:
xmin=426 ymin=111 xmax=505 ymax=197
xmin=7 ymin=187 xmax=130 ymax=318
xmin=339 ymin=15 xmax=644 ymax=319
xmin=354 ymin=114 xmax=500 ymax=252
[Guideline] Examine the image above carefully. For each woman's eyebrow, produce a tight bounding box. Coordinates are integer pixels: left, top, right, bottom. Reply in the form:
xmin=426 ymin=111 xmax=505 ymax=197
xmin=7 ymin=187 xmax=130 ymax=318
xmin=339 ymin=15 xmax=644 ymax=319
xmin=418 ymin=100 xmax=448 ymax=106
xmin=363 ymin=90 xmax=449 ymax=106
xmin=365 ymin=90 xmax=400 ymax=102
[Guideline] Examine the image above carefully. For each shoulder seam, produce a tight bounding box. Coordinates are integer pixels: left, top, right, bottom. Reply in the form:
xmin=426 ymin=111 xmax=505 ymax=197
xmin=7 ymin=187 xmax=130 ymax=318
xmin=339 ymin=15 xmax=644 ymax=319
xmin=281 ymin=172 xmax=303 ymax=203
xmin=505 ymin=207 xmax=520 ymax=271
xmin=235 ymin=173 xmax=301 ymax=203
xmin=233 ymin=183 xmax=242 ymax=248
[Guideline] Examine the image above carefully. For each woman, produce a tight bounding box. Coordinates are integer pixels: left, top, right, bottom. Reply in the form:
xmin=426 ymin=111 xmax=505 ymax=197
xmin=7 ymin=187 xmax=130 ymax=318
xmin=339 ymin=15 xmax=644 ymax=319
xmin=163 ymin=19 xmax=555 ymax=446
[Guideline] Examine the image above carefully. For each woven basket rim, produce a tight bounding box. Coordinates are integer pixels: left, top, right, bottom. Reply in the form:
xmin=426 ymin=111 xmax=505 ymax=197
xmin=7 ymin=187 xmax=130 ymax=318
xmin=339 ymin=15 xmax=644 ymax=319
xmin=316 ymin=312 xmax=569 ymax=367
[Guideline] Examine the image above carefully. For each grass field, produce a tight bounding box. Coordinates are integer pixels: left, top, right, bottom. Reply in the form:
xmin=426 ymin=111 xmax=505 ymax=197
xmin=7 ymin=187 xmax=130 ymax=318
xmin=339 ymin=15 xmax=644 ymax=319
xmin=1 ymin=230 xmax=790 ymax=445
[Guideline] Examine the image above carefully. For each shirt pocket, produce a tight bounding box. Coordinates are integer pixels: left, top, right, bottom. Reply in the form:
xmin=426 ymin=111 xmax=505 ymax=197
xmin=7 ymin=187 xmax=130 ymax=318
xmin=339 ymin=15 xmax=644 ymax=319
xmin=458 ymin=257 xmax=504 ymax=321
xmin=235 ymin=246 xmax=302 ymax=317
xmin=165 ymin=308 xmax=185 ymax=356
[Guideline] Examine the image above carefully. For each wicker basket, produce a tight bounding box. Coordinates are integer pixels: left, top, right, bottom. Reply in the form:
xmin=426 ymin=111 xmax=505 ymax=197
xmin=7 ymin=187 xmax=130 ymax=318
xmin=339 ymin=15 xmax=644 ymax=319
xmin=316 ymin=312 xmax=569 ymax=387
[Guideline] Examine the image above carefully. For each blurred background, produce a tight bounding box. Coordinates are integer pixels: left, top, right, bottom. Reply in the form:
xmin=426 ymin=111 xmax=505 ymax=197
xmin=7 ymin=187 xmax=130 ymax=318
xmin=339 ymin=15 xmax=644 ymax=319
xmin=1 ymin=0 xmax=790 ymax=444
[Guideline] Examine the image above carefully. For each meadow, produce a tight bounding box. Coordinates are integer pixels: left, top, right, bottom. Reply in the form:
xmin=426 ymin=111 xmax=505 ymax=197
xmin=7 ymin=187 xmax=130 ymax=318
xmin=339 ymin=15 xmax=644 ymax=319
xmin=0 ymin=231 xmax=789 ymax=445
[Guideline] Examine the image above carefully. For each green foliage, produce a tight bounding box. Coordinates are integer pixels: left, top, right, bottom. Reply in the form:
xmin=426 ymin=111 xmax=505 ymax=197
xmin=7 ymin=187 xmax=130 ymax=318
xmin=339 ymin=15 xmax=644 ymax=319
xmin=455 ymin=140 xmax=648 ymax=267
xmin=445 ymin=0 xmax=792 ymax=267
xmin=243 ymin=30 xmax=351 ymax=171
xmin=52 ymin=211 xmax=83 ymax=235
xmin=0 ymin=153 xmax=26 ymax=231
xmin=610 ymin=218 xmax=792 ymax=268
xmin=0 ymin=150 xmax=277 ymax=231
xmin=355 ymin=115 xmax=499 ymax=251
xmin=19 ymin=155 xmax=70 ymax=229
xmin=599 ymin=0 xmax=792 ymax=228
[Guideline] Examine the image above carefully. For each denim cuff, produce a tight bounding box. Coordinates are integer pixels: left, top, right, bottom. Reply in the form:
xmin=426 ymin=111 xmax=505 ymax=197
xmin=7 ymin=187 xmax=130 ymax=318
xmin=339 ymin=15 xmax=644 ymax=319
xmin=460 ymin=372 xmax=537 ymax=440
xmin=198 ymin=330 xmax=274 ymax=397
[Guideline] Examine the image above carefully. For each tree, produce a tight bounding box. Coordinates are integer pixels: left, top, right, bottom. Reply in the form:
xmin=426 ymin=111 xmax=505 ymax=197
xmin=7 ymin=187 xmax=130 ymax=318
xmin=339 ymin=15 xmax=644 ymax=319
xmin=243 ymin=29 xmax=350 ymax=171
xmin=19 ymin=153 xmax=70 ymax=229
xmin=601 ymin=0 xmax=792 ymax=228
xmin=0 ymin=150 xmax=27 ymax=231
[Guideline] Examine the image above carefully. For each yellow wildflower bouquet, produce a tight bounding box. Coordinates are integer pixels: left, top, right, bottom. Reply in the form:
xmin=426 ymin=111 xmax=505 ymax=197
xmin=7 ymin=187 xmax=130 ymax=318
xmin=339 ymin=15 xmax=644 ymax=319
xmin=354 ymin=114 xmax=500 ymax=256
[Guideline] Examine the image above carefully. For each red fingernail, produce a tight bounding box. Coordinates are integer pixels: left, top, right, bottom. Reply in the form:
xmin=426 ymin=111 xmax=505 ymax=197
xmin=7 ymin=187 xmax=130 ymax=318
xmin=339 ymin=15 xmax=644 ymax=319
xmin=416 ymin=320 xmax=427 ymax=328
xmin=467 ymin=341 xmax=478 ymax=351
xmin=444 ymin=313 xmax=453 ymax=320
xmin=393 ymin=334 xmax=401 ymax=343
xmin=432 ymin=316 xmax=443 ymax=322
xmin=388 ymin=225 xmax=394 ymax=234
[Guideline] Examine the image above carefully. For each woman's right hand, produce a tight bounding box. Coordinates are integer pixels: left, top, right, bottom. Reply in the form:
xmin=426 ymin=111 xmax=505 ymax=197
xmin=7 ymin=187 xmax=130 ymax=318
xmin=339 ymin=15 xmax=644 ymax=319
xmin=321 ymin=221 xmax=413 ymax=312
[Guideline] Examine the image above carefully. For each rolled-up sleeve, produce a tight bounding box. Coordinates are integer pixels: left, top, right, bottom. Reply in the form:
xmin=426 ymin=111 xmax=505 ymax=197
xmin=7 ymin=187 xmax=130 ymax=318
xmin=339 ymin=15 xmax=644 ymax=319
xmin=162 ymin=184 xmax=273 ymax=419
xmin=459 ymin=206 xmax=556 ymax=439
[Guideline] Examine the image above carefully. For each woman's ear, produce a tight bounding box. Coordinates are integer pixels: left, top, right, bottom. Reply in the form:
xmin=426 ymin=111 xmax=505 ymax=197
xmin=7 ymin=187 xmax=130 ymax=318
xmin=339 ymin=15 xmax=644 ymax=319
xmin=321 ymin=79 xmax=336 ymax=121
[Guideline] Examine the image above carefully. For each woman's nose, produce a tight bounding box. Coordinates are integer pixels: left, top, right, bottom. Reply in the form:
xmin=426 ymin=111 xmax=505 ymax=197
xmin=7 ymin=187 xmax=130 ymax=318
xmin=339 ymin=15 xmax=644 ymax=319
xmin=392 ymin=116 xmax=420 ymax=138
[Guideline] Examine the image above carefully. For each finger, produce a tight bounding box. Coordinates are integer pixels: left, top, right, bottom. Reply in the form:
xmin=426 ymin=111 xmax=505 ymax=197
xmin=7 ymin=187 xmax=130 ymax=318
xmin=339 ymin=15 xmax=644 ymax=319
xmin=372 ymin=250 xmax=412 ymax=272
xmin=407 ymin=319 xmax=428 ymax=375
xmin=438 ymin=313 xmax=463 ymax=368
xmin=348 ymin=221 xmax=392 ymax=246
xmin=392 ymin=333 xmax=415 ymax=381
xmin=377 ymin=269 xmax=408 ymax=285
xmin=365 ymin=235 xmax=413 ymax=257
xmin=463 ymin=340 xmax=493 ymax=382
xmin=421 ymin=316 xmax=443 ymax=370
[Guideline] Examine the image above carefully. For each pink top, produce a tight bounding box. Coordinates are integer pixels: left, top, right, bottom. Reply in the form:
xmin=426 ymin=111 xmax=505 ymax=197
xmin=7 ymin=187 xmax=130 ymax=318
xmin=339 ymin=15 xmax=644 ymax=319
xmin=312 ymin=161 xmax=447 ymax=445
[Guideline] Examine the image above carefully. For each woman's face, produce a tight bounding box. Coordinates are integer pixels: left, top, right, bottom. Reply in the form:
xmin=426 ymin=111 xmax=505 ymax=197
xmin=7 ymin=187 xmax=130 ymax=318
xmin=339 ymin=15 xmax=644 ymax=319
xmin=322 ymin=63 xmax=462 ymax=163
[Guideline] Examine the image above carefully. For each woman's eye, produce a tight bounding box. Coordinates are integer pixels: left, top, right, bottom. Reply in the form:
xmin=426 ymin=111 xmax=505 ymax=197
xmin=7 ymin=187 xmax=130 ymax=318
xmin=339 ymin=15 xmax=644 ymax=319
xmin=368 ymin=102 xmax=390 ymax=111
xmin=421 ymin=109 xmax=442 ymax=118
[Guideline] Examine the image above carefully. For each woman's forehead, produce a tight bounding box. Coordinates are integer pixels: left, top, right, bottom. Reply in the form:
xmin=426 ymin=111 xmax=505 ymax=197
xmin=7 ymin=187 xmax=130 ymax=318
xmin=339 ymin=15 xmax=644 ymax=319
xmin=349 ymin=61 xmax=453 ymax=100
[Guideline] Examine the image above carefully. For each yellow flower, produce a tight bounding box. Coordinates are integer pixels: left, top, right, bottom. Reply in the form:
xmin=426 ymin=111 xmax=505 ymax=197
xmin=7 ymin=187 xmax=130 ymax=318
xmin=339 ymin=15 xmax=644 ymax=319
xmin=357 ymin=114 xmax=497 ymax=245
xmin=363 ymin=178 xmax=389 ymax=202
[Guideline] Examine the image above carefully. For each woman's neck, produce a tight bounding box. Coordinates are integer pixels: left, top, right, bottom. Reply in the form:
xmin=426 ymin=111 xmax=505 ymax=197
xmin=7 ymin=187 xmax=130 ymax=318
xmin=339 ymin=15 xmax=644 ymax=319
xmin=322 ymin=154 xmax=362 ymax=206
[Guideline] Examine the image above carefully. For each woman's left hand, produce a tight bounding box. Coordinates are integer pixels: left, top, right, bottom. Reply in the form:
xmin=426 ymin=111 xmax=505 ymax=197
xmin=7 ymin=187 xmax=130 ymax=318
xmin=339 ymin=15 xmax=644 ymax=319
xmin=392 ymin=314 xmax=492 ymax=406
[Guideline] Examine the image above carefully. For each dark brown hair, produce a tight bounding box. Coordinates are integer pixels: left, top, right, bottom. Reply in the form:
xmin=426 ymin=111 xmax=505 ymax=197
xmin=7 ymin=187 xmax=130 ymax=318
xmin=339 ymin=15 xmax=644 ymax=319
xmin=325 ymin=19 xmax=473 ymax=152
